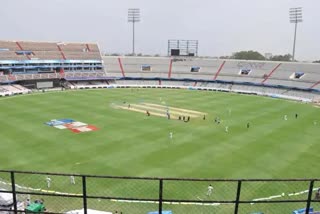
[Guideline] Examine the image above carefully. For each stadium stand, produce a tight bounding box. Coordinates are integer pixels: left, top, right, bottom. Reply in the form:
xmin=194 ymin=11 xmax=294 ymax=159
xmin=101 ymin=56 xmax=320 ymax=102
xmin=217 ymin=60 xmax=275 ymax=83
xmin=0 ymin=40 xmax=106 ymax=90
xmin=170 ymin=58 xmax=222 ymax=79
xmin=0 ymin=84 xmax=30 ymax=96
xmin=1 ymin=42 xmax=320 ymax=102
xmin=103 ymin=56 xmax=172 ymax=78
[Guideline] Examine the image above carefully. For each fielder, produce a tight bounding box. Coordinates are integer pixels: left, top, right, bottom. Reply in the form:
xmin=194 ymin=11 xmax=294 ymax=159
xmin=207 ymin=184 xmax=214 ymax=196
xmin=169 ymin=132 xmax=173 ymax=140
xmin=284 ymin=115 xmax=288 ymax=121
xmin=70 ymin=176 xmax=75 ymax=184
xmin=225 ymin=126 xmax=229 ymax=133
xmin=46 ymin=176 xmax=51 ymax=188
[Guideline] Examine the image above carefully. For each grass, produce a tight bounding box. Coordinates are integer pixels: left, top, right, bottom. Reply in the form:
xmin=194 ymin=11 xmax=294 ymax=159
xmin=1 ymin=88 xmax=320 ymax=213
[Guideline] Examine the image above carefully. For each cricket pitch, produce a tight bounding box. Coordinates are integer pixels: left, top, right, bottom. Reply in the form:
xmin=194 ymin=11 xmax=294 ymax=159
xmin=114 ymin=102 xmax=207 ymax=119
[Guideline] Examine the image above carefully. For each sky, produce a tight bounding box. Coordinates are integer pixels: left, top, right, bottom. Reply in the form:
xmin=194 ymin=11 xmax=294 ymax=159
xmin=0 ymin=0 xmax=319 ymax=61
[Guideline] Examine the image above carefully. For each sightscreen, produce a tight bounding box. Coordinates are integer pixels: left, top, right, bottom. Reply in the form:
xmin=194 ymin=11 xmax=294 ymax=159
xmin=36 ymin=81 xmax=53 ymax=89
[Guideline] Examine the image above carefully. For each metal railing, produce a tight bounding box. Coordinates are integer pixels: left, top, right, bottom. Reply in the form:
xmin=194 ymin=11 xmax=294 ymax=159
xmin=0 ymin=170 xmax=320 ymax=214
xmin=0 ymin=72 xmax=108 ymax=83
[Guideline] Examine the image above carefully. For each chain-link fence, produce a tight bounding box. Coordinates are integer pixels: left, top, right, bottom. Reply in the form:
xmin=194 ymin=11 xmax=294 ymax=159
xmin=0 ymin=170 xmax=320 ymax=214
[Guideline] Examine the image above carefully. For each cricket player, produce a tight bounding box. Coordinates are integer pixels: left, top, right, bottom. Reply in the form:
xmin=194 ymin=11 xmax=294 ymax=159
xmin=70 ymin=176 xmax=75 ymax=184
xmin=225 ymin=126 xmax=229 ymax=133
xmin=284 ymin=115 xmax=288 ymax=121
xmin=207 ymin=184 xmax=214 ymax=196
xmin=167 ymin=112 xmax=170 ymax=119
xmin=169 ymin=132 xmax=173 ymax=140
xmin=46 ymin=176 xmax=51 ymax=188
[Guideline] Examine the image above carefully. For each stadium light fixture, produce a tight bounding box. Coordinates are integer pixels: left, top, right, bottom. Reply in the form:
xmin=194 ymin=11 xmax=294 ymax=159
xmin=128 ymin=8 xmax=141 ymax=55
xmin=289 ymin=7 xmax=303 ymax=61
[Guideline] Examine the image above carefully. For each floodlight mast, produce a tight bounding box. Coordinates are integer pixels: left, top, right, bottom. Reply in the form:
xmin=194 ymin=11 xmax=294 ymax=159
xmin=128 ymin=8 xmax=140 ymax=55
xmin=289 ymin=7 xmax=303 ymax=61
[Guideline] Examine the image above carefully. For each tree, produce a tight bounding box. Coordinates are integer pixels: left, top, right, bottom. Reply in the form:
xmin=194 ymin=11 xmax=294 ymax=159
xmin=231 ymin=51 xmax=265 ymax=60
xmin=313 ymin=60 xmax=320 ymax=63
xmin=269 ymin=54 xmax=292 ymax=62
xmin=219 ymin=56 xmax=231 ymax=59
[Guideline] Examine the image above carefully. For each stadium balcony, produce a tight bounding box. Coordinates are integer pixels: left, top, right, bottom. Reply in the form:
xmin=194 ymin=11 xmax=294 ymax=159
xmin=13 ymin=73 xmax=60 ymax=81
xmin=64 ymin=71 xmax=106 ymax=79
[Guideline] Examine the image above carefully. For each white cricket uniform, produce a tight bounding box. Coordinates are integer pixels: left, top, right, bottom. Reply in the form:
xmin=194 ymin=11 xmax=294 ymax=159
xmin=169 ymin=132 xmax=173 ymax=139
xmin=225 ymin=126 xmax=229 ymax=132
xmin=207 ymin=185 xmax=214 ymax=196
xmin=284 ymin=115 xmax=288 ymax=120
xmin=70 ymin=176 xmax=75 ymax=184
xmin=46 ymin=177 xmax=51 ymax=188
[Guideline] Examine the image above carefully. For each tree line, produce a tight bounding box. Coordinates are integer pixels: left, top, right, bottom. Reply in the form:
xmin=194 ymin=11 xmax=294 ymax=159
xmin=220 ymin=50 xmax=320 ymax=63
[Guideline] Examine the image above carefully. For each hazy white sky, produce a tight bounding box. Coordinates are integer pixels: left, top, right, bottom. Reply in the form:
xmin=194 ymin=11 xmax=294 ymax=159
xmin=1 ymin=0 xmax=319 ymax=60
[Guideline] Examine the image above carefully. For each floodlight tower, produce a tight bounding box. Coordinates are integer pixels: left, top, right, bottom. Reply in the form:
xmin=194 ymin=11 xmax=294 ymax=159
xmin=289 ymin=7 xmax=303 ymax=61
xmin=128 ymin=8 xmax=140 ymax=55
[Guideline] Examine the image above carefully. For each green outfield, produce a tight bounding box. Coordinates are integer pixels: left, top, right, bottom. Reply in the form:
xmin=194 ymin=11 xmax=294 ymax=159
xmin=1 ymin=88 xmax=320 ymax=213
